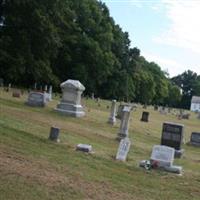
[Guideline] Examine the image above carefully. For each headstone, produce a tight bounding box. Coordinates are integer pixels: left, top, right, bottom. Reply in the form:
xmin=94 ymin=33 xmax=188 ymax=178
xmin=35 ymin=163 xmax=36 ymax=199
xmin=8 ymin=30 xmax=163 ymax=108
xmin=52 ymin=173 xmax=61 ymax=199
xmin=139 ymin=145 xmax=183 ymax=174
xmin=48 ymin=85 xmax=52 ymax=101
xmin=108 ymin=100 xmax=117 ymax=125
xmin=161 ymin=122 xmax=184 ymax=158
xmin=91 ymin=93 xmax=94 ymax=100
xmin=150 ymin=145 xmax=174 ymax=167
xmin=117 ymin=106 xmax=131 ymax=140
xmin=76 ymin=144 xmax=92 ymax=153
xmin=49 ymin=127 xmax=60 ymax=142
xmin=197 ymin=113 xmax=200 ymax=119
xmin=116 ymin=137 xmax=131 ymax=161
xmin=26 ymin=92 xmax=46 ymax=107
xmin=12 ymin=90 xmax=21 ymax=98
xmin=8 ymin=83 xmax=11 ymax=91
xmin=189 ymin=132 xmax=200 ymax=147
xmin=55 ymin=79 xmax=85 ymax=117
xmin=141 ymin=111 xmax=149 ymax=122
xmin=116 ymin=104 xmax=131 ymax=119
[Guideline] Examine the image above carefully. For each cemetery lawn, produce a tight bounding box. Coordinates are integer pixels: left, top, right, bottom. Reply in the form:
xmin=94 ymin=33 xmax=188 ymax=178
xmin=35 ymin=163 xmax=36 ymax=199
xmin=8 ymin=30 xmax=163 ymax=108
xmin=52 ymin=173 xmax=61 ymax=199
xmin=0 ymin=89 xmax=200 ymax=200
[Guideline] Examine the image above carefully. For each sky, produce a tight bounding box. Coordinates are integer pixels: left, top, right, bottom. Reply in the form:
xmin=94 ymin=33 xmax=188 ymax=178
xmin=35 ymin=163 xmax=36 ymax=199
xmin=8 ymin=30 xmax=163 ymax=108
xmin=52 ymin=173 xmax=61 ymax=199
xmin=101 ymin=0 xmax=200 ymax=77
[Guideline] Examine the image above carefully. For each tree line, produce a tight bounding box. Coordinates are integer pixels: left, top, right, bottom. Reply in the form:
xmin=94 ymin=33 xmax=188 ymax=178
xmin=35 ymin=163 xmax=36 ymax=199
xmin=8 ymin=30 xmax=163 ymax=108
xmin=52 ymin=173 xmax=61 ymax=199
xmin=0 ymin=0 xmax=200 ymax=109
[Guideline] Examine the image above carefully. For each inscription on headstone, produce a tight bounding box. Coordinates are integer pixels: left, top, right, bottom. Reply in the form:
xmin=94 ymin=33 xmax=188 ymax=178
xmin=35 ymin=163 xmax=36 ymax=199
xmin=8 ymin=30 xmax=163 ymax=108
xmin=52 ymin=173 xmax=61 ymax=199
xmin=116 ymin=137 xmax=131 ymax=161
xmin=150 ymin=145 xmax=174 ymax=167
xmin=161 ymin=122 xmax=184 ymax=158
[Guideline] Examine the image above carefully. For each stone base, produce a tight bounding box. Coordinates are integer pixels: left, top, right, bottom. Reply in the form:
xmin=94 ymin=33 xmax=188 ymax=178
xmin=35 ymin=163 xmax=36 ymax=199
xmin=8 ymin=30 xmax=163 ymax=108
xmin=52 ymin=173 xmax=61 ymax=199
xmin=108 ymin=117 xmax=116 ymax=125
xmin=25 ymin=101 xmax=45 ymax=107
xmin=175 ymin=149 xmax=184 ymax=158
xmin=189 ymin=142 xmax=200 ymax=147
xmin=55 ymin=102 xmax=85 ymax=117
xmin=139 ymin=160 xmax=182 ymax=174
xmin=116 ymin=133 xmax=127 ymax=141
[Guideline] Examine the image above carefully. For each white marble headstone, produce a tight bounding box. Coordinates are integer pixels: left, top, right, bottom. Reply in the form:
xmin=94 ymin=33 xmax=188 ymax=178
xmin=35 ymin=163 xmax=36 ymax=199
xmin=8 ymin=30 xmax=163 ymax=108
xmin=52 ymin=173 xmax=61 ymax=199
xmin=150 ymin=145 xmax=175 ymax=167
xmin=116 ymin=137 xmax=131 ymax=161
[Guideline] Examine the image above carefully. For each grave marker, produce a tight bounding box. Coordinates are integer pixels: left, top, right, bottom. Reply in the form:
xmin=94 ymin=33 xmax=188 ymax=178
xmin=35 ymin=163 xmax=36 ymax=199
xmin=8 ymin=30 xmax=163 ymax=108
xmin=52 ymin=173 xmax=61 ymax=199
xmin=55 ymin=79 xmax=85 ymax=117
xmin=141 ymin=111 xmax=149 ymax=122
xmin=190 ymin=132 xmax=200 ymax=147
xmin=116 ymin=137 xmax=131 ymax=161
xmin=161 ymin=122 xmax=184 ymax=158
xmin=49 ymin=127 xmax=60 ymax=142
xmin=108 ymin=100 xmax=117 ymax=125
xmin=26 ymin=92 xmax=46 ymax=107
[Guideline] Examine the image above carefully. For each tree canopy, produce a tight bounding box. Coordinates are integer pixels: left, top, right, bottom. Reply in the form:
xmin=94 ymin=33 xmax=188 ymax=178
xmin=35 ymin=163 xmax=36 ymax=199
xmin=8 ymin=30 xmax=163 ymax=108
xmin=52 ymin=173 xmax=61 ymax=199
xmin=0 ymin=0 xmax=199 ymax=109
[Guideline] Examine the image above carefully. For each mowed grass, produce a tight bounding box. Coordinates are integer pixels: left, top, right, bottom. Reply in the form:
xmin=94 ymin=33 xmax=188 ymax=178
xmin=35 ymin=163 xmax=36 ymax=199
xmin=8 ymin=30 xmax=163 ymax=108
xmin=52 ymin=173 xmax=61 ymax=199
xmin=0 ymin=89 xmax=200 ymax=200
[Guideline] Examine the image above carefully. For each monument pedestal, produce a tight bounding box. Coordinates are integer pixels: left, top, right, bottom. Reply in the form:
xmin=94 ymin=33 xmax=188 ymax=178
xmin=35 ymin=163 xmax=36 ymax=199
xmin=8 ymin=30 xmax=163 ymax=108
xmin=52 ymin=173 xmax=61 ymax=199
xmin=55 ymin=79 xmax=85 ymax=118
xmin=56 ymin=103 xmax=85 ymax=117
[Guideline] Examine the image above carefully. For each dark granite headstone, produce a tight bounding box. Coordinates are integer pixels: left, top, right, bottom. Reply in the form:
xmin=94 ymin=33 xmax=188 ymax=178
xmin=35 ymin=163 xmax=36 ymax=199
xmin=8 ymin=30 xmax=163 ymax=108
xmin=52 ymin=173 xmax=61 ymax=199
xmin=190 ymin=132 xmax=200 ymax=147
xmin=49 ymin=127 xmax=60 ymax=142
xmin=141 ymin=111 xmax=149 ymax=122
xmin=161 ymin=122 xmax=184 ymax=158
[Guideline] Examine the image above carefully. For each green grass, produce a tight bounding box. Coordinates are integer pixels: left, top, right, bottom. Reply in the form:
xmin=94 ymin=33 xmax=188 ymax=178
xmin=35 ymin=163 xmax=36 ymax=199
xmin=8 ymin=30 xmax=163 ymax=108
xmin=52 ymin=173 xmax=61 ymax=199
xmin=0 ymin=89 xmax=200 ymax=200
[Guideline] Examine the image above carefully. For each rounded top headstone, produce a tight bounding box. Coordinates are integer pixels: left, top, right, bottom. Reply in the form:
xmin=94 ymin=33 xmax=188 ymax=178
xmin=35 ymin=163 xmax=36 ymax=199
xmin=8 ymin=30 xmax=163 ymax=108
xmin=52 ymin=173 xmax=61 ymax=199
xmin=60 ymin=79 xmax=85 ymax=91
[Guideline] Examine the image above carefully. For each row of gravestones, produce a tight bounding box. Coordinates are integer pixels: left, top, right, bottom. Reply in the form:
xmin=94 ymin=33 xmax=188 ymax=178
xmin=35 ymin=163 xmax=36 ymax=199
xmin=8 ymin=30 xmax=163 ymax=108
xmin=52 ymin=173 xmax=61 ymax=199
xmin=11 ymin=79 xmax=200 ymax=175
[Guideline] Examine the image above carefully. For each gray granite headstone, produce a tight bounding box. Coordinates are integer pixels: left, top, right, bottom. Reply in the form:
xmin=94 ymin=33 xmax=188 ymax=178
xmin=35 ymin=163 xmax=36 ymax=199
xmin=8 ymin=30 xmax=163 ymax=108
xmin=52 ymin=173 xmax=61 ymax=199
xmin=108 ymin=100 xmax=117 ymax=125
xmin=55 ymin=79 xmax=85 ymax=117
xmin=116 ymin=137 xmax=131 ymax=161
xmin=117 ymin=106 xmax=131 ymax=140
xmin=161 ymin=122 xmax=184 ymax=158
xmin=26 ymin=92 xmax=46 ymax=107
xmin=190 ymin=132 xmax=200 ymax=147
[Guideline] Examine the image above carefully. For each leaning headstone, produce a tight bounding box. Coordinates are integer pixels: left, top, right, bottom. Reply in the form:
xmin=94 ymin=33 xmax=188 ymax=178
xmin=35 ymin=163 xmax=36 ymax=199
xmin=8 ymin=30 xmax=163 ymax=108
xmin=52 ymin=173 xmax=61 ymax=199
xmin=139 ymin=145 xmax=182 ymax=174
xmin=76 ymin=144 xmax=92 ymax=153
xmin=55 ymin=79 xmax=85 ymax=117
xmin=49 ymin=127 xmax=60 ymax=142
xmin=161 ymin=122 xmax=184 ymax=158
xmin=12 ymin=90 xmax=21 ymax=98
xmin=141 ymin=111 xmax=149 ymax=122
xmin=189 ymin=132 xmax=200 ymax=147
xmin=117 ymin=106 xmax=131 ymax=140
xmin=26 ymin=92 xmax=46 ymax=107
xmin=116 ymin=137 xmax=131 ymax=161
xmin=108 ymin=100 xmax=117 ymax=125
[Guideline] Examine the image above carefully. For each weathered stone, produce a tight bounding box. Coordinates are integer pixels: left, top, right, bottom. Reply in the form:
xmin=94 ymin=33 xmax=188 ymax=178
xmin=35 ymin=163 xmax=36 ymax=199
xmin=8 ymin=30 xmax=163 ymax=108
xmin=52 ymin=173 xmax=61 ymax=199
xmin=26 ymin=92 xmax=46 ymax=107
xmin=117 ymin=106 xmax=131 ymax=140
xmin=76 ymin=144 xmax=92 ymax=153
xmin=116 ymin=137 xmax=131 ymax=161
xmin=55 ymin=79 xmax=85 ymax=117
xmin=108 ymin=100 xmax=117 ymax=125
